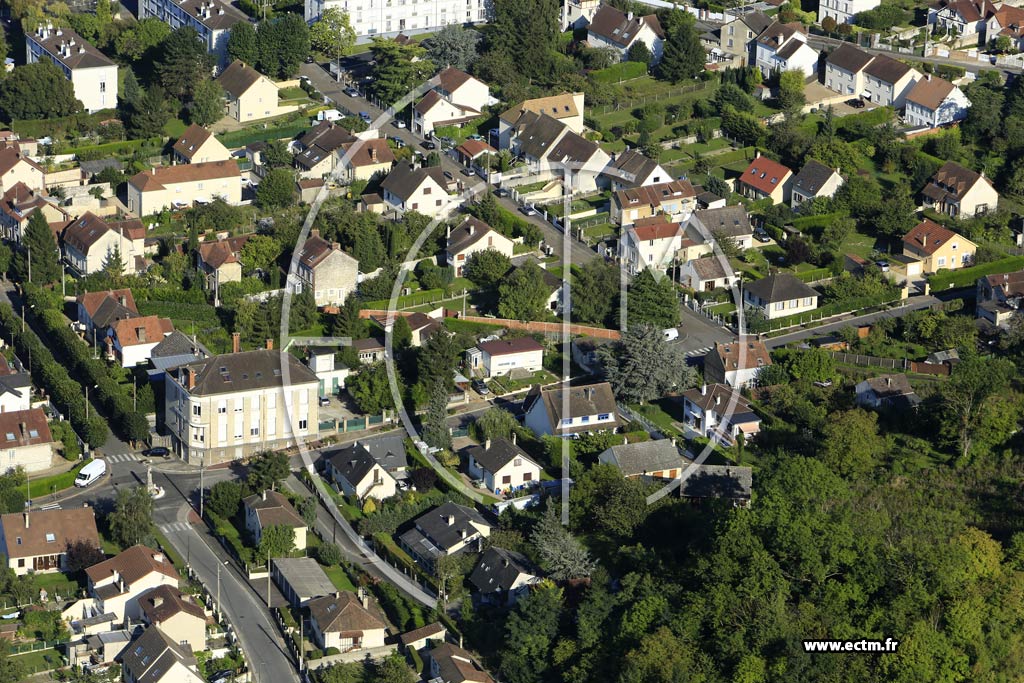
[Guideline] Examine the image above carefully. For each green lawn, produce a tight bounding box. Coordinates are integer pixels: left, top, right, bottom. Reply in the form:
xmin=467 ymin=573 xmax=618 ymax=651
xmin=322 ymin=564 xmax=357 ymax=592
xmin=162 ymin=117 xmax=187 ymax=138
xmin=29 ymin=460 xmax=89 ymax=499
xmin=153 ymin=529 xmax=187 ymax=574
xmin=488 ymin=370 xmax=558 ymax=395
xmin=840 ymin=230 xmax=882 ymax=259
xmin=12 ymin=647 xmax=63 ymax=674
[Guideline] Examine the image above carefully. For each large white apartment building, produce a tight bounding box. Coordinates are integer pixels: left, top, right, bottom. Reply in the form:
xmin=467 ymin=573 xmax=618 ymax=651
xmin=138 ymin=0 xmax=247 ymax=67
xmin=818 ymin=0 xmax=880 ymax=25
xmin=305 ymin=0 xmax=490 ymax=38
xmin=164 ymin=347 xmax=319 ymax=465
xmin=25 ymin=26 xmax=117 ymax=113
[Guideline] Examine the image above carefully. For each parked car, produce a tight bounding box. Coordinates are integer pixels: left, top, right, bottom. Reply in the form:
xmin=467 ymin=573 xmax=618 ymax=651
xmin=496 ymin=187 xmax=511 ymax=197
xmin=460 ymin=167 xmax=475 ymax=176
xmin=875 ymin=261 xmax=890 ymax=272
xmin=344 ymin=87 xmax=360 ymax=98
xmin=142 ymin=446 xmax=170 ymax=458
xmin=519 ymin=205 xmax=538 ymax=216
xmin=359 ymin=111 xmax=372 ymax=123
xmin=467 ymin=134 xmax=485 ymax=141
xmin=318 ymin=396 xmax=331 ymax=407
xmin=388 ymin=136 xmax=405 ymax=148
xmin=443 ymin=171 xmax=455 ymax=182
xmin=846 ymin=98 xmax=866 ymax=109
xmin=393 ymin=120 xmax=406 ymax=129
xmin=473 ymin=380 xmax=491 ymax=395
xmin=753 ymin=230 xmax=771 ymax=243
xmin=421 ymin=140 xmax=437 ymax=150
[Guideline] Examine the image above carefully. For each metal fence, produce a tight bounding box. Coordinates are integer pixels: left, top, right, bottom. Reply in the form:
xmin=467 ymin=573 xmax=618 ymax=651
xmin=589 ymin=81 xmax=711 ymax=116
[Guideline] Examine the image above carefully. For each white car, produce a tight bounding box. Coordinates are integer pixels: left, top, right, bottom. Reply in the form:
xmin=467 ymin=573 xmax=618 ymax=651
xmin=393 ymin=120 xmax=406 ymax=129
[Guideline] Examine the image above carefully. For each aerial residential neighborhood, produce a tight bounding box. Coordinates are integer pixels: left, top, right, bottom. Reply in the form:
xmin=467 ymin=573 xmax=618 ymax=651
xmin=0 ymin=0 xmax=1020 ymax=681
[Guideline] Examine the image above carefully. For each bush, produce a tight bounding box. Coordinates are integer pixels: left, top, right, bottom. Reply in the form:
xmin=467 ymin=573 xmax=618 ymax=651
xmin=317 ymin=543 xmax=343 ymax=566
xmin=49 ymin=420 xmax=81 ymax=461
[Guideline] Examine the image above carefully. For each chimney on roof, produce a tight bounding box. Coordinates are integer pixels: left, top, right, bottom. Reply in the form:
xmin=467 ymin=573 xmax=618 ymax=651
xmin=152 ymin=595 xmax=164 ymax=608
xmin=484 ymin=438 xmax=491 ymax=450
xmin=18 ymin=422 xmax=26 ymax=439
xmin=185 ymin=367 xmax=195 ymax=390
xmin=627 ymin=10 xmax=634 ymax=20
xmin=153 ymin=552 xmax=164 ymax=563
xmin=360 ymin=589 xmax=368 ymax=609
xmin=886 ymin=377 xmax=892 ymax=387
xmin=369 ymin=146 xmax=377 ymax=162
xmin=921 ymin=233 xmax=927 ymax=247
xmin=511 ymin=432 xmax=516 ymax=445
xmin=232 ymin=332 xmax=240 ymax=354
xmin=459 ymin=528 xmax=467 ymax=539
xmin=118 ymin=294 xmax=126 ymax=306
xmin=311 ymin=228 xmax=320 ymax=238
xmin=446 ymin=225 xmax=451 ymax=239
xmin=137 ymin=326 xmax=146 ymax=343
xmin=701 ymin=383 xmax=707 ymax=396
xmin=23 ymin=511 xmax=28 ymax=528
xmin=265 ymin=339 xmax=273 ymax=350
xmin=331 ymin=241 xmax=340 ymax=251
xmin=715 ymin=394 xmax=721 ymax=406
xmin=446 ymin=514 xmax=455 ymax=526
xmin=468 ymin=223 xmax=475 ymax=236
xmin=262 ymin=490 xmax=267 ymax=502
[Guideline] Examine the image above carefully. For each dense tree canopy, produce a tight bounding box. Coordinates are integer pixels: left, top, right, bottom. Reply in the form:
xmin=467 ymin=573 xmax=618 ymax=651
xmin=0 ymin=62 xmax=82 ymax=120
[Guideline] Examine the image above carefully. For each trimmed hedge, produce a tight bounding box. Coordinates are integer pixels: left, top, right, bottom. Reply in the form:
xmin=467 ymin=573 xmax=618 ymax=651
xmin=590 ymin=61 xmax=648 ymax=83
xmin=927 ymin=255 xmax=1024 ymax=291
xmin=216 ymin=120 xmax=310 ymax=149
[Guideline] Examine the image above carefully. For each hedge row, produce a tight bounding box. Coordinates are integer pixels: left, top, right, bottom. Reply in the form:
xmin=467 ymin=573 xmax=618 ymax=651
xmin=0 ymin=303 xmax=108 ymax=447
xmin=590 ymin=61 xmax=648 ymax=84
xmin=927 ymin=255 xmax=1024 ymax=291
xmin=138 ymin=301 xmax=221 ymax=324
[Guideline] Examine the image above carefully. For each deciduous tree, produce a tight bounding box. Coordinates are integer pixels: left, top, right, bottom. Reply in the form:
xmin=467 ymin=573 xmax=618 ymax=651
xmin=463 ymin=249 xmax=511 ymax=289
xmin=256 ymin=168 xmax=297 ymax=208
xmin=309 ymin=8 xmax=356 ymax=71
xmin=258 ymin=523 xmax=295 ymax=559
xmin=498 ymin=262 xmax=550 ymax=321
xmin=0 ymin=62 xmax=82 ymax=120
xmin=598 ymin=324 xmax=695 ymax=403
xmin=227 ymin=21 xmax=259 ymax=64
xmin=257 ymin=14 xmax=311 ymax=79
xmin=247 ymin=450 xmax=290 ymax=492
xmin=208 ymin=480 xmax=244 ymax=518
xmin=426 ymin=24 xmax=481 ymax=71
xmin=189 ymin=78 xmax=224 ymax=126
xmin=109 ymin=486 xmax=156 ymax=548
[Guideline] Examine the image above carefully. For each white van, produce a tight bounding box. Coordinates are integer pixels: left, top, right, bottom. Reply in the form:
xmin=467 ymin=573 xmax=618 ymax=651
xmin=74 ymin=459 xmax=107 ymax=487
xmin=663 ymin=328 xmax=680 ymax=342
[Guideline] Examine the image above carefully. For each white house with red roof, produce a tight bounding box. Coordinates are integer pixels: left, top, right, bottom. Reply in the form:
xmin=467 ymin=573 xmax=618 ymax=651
xmin=172 ymin=124 xmax=231 ymax=164
xmin=754 ymin=21 xmax=818 ymax=77
xmin=467 ymin=337 xmax=545 ymax=378
xmin=736 ymin=154 xmax=793 ymax=204
xmin=986 ymin=4 xmax=1024 ymax=50
xmin=413 ymin=67 xmax=492 ymax=137
xmin=62 ymin=212 xmax=147 ymax=276
xmin=928 ymin=0 xmax=996 ymax=44
xmin=622 ymin=215 xmax=687 ymax=275
xmin=296 ymin=228 xmax=359 ymax=307
xmin=127 ymin=161 xmax=241 ymax=217
xmin=0 ymin=182 xmax=69 ymax=243
xmin=0 ymin=146 xmax=44 ymax=193
xmin=587 ymin=5 xmax=665 ymax=62
xmin=85 ymin=544 xmax=180 ymax=623
xmin=445 ymin=216 xmax=515 ymax=277
xmin=107 ymin=315 xmax=174 ymax=368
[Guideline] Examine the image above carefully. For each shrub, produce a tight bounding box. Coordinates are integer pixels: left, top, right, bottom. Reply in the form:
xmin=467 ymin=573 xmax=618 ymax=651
xmin=317 ymin=543 xmax=343 ymax=566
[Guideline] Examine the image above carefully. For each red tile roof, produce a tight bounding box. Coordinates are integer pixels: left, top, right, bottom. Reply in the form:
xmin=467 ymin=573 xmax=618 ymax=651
xmin=0 ymin=409 xmax=52 ymax=447
xmin=128 ymin=160 xmax=240 ymax=192
xmin=902 ymin=219 xmax=963 ymax=256
xmin=1 ymin=508 xmax=99 ymax=560
xmin=86 ymin=544 xmax=179 ymax=586
xmin=631 ymin=215 xmax=682 ymax=241
xmin=739 ymin=156 xmax=792 ymax=195
xmin=111 ymin=315 xmax=173 ymax=347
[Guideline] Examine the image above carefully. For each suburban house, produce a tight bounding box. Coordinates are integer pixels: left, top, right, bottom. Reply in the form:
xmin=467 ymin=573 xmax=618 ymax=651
xmin=679 ymin=465 xmax=753 ymax=507
xmin=681 ymin=384 xmax=762 ymax=445
xmin=26 ymin=26 xmax=117 ymax=113
xmin=127 ymin=161 xmax=242 ymax=217
xmin=469 ymin=547 xmax=540 ymax=606
xmin=148 ymin=331 xmax=210 ymax=382
xmin=304 ymin=0 xmax=489 ymax=38
xmin=743 ymin=273 xmax=820 ymax=320
xmin=326 ymin=443 xmax=398 ymax=501
xmin=120 ymin=625 xmax=204 ymax=683
xmin=902 ymin=219 xmax=977 ymax=273
xmin=242 ymin=489 xmax=308 ymax=550
xmin=824 ymin=43 xmax=875 ymax=96
xmin=597 ymin=439 xmax=684 ymax=480
xmin=0 ymin=148 xmax=45 ymax=194
xmin=604 ymin=149 xmax=671 ymax=190
xmin=986 ymin=4 xmax=1024 ymax=50
xmin=164 ymin=347 xmax=319 ymax=465
xmin=819 ymin=0 xmax=880 ymax=24
xmin=399 ymin=502 xmax=494 ymax=569
xmin=904 ymin=75 xmax=971 ymax=128
xmin=543 ymin=130 xmax=611 ymax=193
xmin=62 ymin=212 xmax=147 ymax=277
xmin=523 ymin=381 xmax=620 ymax=437
xmin=293 ymin=121 xmax=357 ymax=179
xmin=976 ymin=269 xmax=1024 ymax=328
xmin=0 ymin=356 xmax=32 ymax=413
xmin=307 ymin=591 xmax=387 ymax=652
xmin=399 ymin=622 xmax=447 ymax=652
xmin=586 ymin=5 xmax=665 ymax=62
xmin=139 ymin=585 xmax=207 ymax=653
xmin=466 ymin=436 xmax=541 ymax=495
xmin=863 ymin=55 xmax=920 ymax=108
xmin=305 ymin=346 xmax=350 ymax=398
xmin=369 ymin=312 xmax=441 ymax=348
xmin=380 ymin=163 xmax=452 ymax=218
xmin=353 ymin=337 xmax=386 ymax=364
xmin=688 ymin=205 xmax=755 ymax=250
xmin=753 ymin=21 xmax=819 ymax=77
xmin=855 ymin=374 xmax=921 ymax=410
xmin=737 ymin=154 xmax=793 ymax=204
xmin=338 ymin=137 xmax=395 ymax=182
xmin=0 ymin=183 xmax=68 ymax=243
xmin=610 ymin=179 xmax=697 ymax=226
xmin=86 ymin=545 xmax=180 ymax=624
xmin=138 ymin=0 xmax=245 ymax=67
xmin=920 ymin=161 xmax=998 ymax=217
xmin=509 ymin=113 xmax=571 ymax=172
xmin=324 ymin=433 xmax=408 ymax=476
xmin=271 ymin=557 xmax=335 ymax=607
xmin=928 ymin=0 xmax=995 ymax=44
xmin=217 ymin=60 xmax=284 ymax=123
xmin=197 ymin=235 xmax=250 ymax=289
xmin=497 ymin=92 xmax=585 ymax=149
xmin=703 ymin=338 xmax=773 ymax=388
xmin=107 ymin=315 xmax=174 ymax=368
xmin=296 ymin=229 xmax=360 ymax=307
xmin=0 ymin=408 xmax=54 ymax=473
xmin=680 ymin=255 xmax=733 ymax=291
xmin=172 ymin=124 xmax=231 ymax=164
xmin=0 ymin=507 xmax=100 ymax=574
xmin=76 ymin=289 xmax=137 ymax=340
xmin=790 ymin=160 xmax=844 ymax=208
xmin=412 ymin=67 xmax=492 ymax=137
xmin=445 ymin=216 xmax=516 ymax=277
xmin=621 ymin=215 xmax=687 ymax=275
xmin=714 ymin=11 xmax=772 ymax=65
xmin=428 ymin=643 xmax=496 ymax=683
xmin=466 ymin=337 xmax=544 ymax=379
xmin=454 ymin=138 xmax=497 ymax=170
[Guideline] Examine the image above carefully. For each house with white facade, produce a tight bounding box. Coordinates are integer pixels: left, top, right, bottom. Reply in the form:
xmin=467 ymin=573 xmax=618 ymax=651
xmin=824 ymin=43 xmax=875 ymax=96
xmin=819 ymin=0 xmax=880 ymax=24
xmin=243 ymin=489 xmax=308 ymax=550
xmin=543 ymin=130 xmax=610 ymax=193
xmin=920 ymin=161 xmax=998 ymax=218
xmin=399 ymin=502 xmax=493 ymax=570
xmin=680 ymin=255 xmax=733 ymax=292
xmin=497 ymin=93 xmax=584 ymax=149
xmin=164 ymin=346 xmax=319 ymax=465
xmin=466 ymin=436 xmax=540 ymax=495
xmin=523 ymin=382 xmax=620 ymax=437
xmin=681 ymin=383 xmax=761 ymax=445
xmin=26 ymin=26 xmax=117 ymax=113
xmin=603 ymin=149 xmax=671 ymax=190
xmin=0 ymin=148 xmax=45 ymax=194
xmin=928 ymin=0 xmax=995 ymax=45
xmin=0 ymin=183 xmax=67 ymax=243
xmin=218 ymin=60 xmax=286 ymax=123
xmin=743 ymin=273 xmax=819 ymax=320
xmin=0 ymin=507 xmax=100 ymax=575
xmin=622 ymin=215 xmax=686 ymax=275
xmin=86 ymin=545 xmax=180 ymax=624
xmin=121 ymin=625 xmax=204 ymax=683
xmin=597 ymin=439 xmax=684 ymax=480
xmin=428 ymin=643 xmax=496 ymax=683
xmin=467 ymin=337 xmax=544 ymax=379
xmin=0 ymin=409 xmax=55 ymax=474
xmin=380 ymin=163 xmax=453 ymax=218
xmin=293 ymin=121 xmax=356 ymax=178
xmin=139 ymin=0 xmax=246 ymax=67
xmin=904 ymin=75 xmax=971 ymax=128
xmin=295 ymin=229 xmax=359 ymax=308
xmin=139 ymin=585 xmax=207 ymax=654
xmin=702 ymin=337 xmax=773 ymax=388
xmin=468 ymin=547 xmax=539 ymax=606
xmin=445 ymin=216 xmax=515 ymax=277
xmin=688 ymin=205 xmax=755 ymax=250
xmin=790 ymin=160 xmax=844 ymax=208
xmin=305 ymin=0 xmax=489 ymax=38
xmin=308 ymin=591 xmax=387 ymax=652
xmin=76 ymin=289 xmax=137 ymax=340
xmin=172 ymin=124 xmax=231 ymax=164
xmin=855 ymin=374 xmax=921 ymax=410
xmin=127 ymin=161 xmax=241 ymax=217
xmin=62 ymin=212 xmax=147 ymax=277
xmin=986 ymin=4 xmax=1024 ymax=50
xmin=863 ymin=55 xmax=920 ymax=108
xmin=587 ymin=5 xmax=665 ymax=62
xmin=754 ymin=21 xmax=819 ymax=77
xmin=326 ymin=443 xmax=398 ymax=501
xmin=107 ymin=315 xmax=175 ymax=368
xmin=611 ymin=179 xmax=697 ymax=227
xmin=413 ymin=67 xmax=492 ymax=137
xmin=0 ymin=356 xmax=32 ymax=414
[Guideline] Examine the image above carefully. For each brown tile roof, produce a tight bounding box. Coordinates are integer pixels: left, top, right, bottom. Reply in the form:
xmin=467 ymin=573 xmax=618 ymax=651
xmin=414 ymin=89 xmax=443 ymax=116
xmin=446 ymin=216 xmax=503 ymax=255
xmin=631 ymin=215 xmax=682 ymax=241
xmin=217 ymin=60 xmax=264 ymax=98
xmin=172 ymin=124 xmax=214 ymax=161
xmin=294 ymin=121 xmax=357 ymax=170
xmin=456 ymin=139 xmax=496 ymax=159
xmin=826 ymin=43 xmax=874 ymax=73
xmin=198 ymin=235 xmax=250 ymax=270
xmin=380 ymin=163 xmax=447 ymax=202
xmin=308 ymin=591 xmax=385 ymax=634
xmin=242 ymin=490 xmax=305 ymax=529
xmin=168 ymin=349 xmax=318 ymax=396
xmin=926 ymin=161 xmax=988 ymax=199
xmin=860 ymin=373 xmax=915 ymax=399
xmin=864 ymin=54 xmax=913 ymax=83
xmin=0 ymin=147 xmax=43 ymax=176
xmin=992 ymin=4 xmax=1024 ymax=36
xmin=588 ymin=4 xmax=664 ymax=47
xmin=756 ymin=21 xmax=805 ymax=49
xmin=931 ymin=0 xmax=995 ymax=22
xmin=77 ymin=289 xmax=137 ymax=319
xmin=985 ymin=269 xmax=1024 ymax=294
xmin=0 ymin=507 xmax=99 ymax=560
xmin=607 ymin=149 xmax=663 ymax=182
xmin=341 ymin=138 xmax=395 ymax=168
xmin=688 ymin=255 xmax=730 ymax=281
xmin=0 ymin=408 xmax=52 ymax=447
xmin=739 ymin=156 xmax=792 ymax=195
xmin=28 ymin=26 xmax=114 ymax=69
xmin=0 ymin=183 xmax=54 ymax=226
xmin=499 ymin=93 xmax=582 ymax=124
xmin=111 ymin=315 xmax=173 ymax=347
xmin=438 ymin=67 xmax=474 ymax=94
xmin=128 ymin=160 xmax=240 ymax=192
xmin=63 ymin=212 xmax=144 ymax=254
xmin=614 ymin=180 xmax=695 ymax=210
xmin=139 ymin=584 xmax=205 ymax=624
xmin=524 ymin=382 xmax=619 ymax=435
xmin=399 ymin=621 xmax=445 ymax=647
xmin=429 ymin=642 xmax=495 ymax=683
xmin=478 ymin=337 xmax=544 ymax=357
xmin=902 ymin=219 xmax=965 ymax=256
xmin=299 ymin=229 xmax=357 ymax=269
xmin=86 ymin=544 xmax=179 ymax=586
xmin=906 ymin=75 xmax=956 ymax=110
xmin=352 ymin=337 xmax=385 ymax=353
xmin=709 ymin=338 xmax=772 ymax=372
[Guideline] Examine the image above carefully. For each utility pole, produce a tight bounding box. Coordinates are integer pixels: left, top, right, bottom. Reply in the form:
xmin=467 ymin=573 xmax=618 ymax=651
xmin=85 ymin=386 xmax=89 ymax=420
xmin=266 ymin=550 xmax=271 ymax=607
xmin=199 ymin=458 xmax=205 ymax=518
xmin=26 ymin=244 xmax=30 ymax=284
xmin=216 ymin=562 xmax=221 ymax=615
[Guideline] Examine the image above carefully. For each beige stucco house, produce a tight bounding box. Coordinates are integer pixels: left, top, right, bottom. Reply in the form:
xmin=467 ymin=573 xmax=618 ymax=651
xmin=62 ymin=212 xmax=147 ymax=276
xmin=26 ymin=25 xmax=118 ymax=113
xmin=742 ymin=272 xmax=819 ymax=320
xmin=380 ymin=163 xmax=453 ymax=218
xmin=296 ymin=229 xmax=359 ymax=307
xmin=412 ymin=67 xmax=492 ymax=136
xmin=242 ymin=489 xmax=308 ymax=551
xmin=86 ymin=545 xmax=180 ymax=624
xmin=127 ymin=160 xmax=241 ymax=217
xmin=172 ymin=124 xmax=232 ymax=164
xmin=0 ymin=147 xmax=44 ymax=193
xmin=0 ymin=408 xmax=55 ymax=474
xmin=444 ymin=216 xmax=515 ymax=277
xmin=902 ymin=219 xmax=977 ymax=273
xmin=308 ymin=591 xmax=387 ymax=652
xmin=920 ymin=161 xmax=998 ymax=218
xmin=0 ymin=507 xmax=100 ymax=574
xmin=218 ymin=60 xmax=285 ymax=122
xmin=139 ymin=584 xmax=207 ymax=653
xmin=197 ymin=234 xmax=250 ymax=288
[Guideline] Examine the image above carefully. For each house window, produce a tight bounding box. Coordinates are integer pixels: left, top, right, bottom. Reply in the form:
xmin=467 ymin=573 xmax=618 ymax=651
xmin=218 ymin=401 xmax=226 ymax=414
xmin=598 ymin=413 xmax=610 ymax=420
xmin=523 ymin=472 xmax=532 ymax=481
xmin=775 ymin=302 xmax=784 ymax=310
xmin=299 ymin=419 xmax=308 ymax=430
xmin=502 ymin=475 xmax=511 ymax=484
xmin=937 ymin=256 xmax=946 ymax=267
xmin=803 ymin=297 xmax=813 ymax=306
xmin=192 ymin=403 xmax=201 ymax=416
xmin=250 ymin=427 xmax=259 ymax=436
xmin=424 ymin=187 xmax=431 ymax=195
xmin=560 ymin=418 xmax=572 ymax=425
xmin=513 ymin=458 xmax=522 ymax=467
xmin=581 ymin=415 xmax=590 ymax=423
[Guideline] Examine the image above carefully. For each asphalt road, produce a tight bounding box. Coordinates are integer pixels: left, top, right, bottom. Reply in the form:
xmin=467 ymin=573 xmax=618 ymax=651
xmin=297 ymin=62 xmax=599 ymax=266
xmin=765 ymin=295 xmax=940 ymax=348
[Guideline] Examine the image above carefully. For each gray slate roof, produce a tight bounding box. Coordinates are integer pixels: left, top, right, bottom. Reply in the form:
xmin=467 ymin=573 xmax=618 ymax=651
xmin=744 ymin=273 xmax=818 ymax=303
xmin=679 ymin=465 xmax=752 ymax=500
xmin=469 ymin=546 xmax=538 ymax=594
xmin=168 ymin=349 xmax=318 ymax=396
xmin=691 ymin=206 xmax=751 ymax=238
xmin=407 ymin=502 xmax=492 ymax=553
xmin=120 ymin=625 xmax=196 ymax=683
xmin=792 ymin=160 xmax=840 ymax=197
xmin=466 ymin=438 xmax=537 ymax=475
xmin=599 ymin=440 xmax=683 ymax=477
xmin=324 ymin=433 xmax=408 ymax=471
xmin=327 ymin=446 xmax=379 ymax=487
xmin=272 ymin=557 xmax=336 ymax=601
xmin=516 ymin=114 xmax=568 ymax=160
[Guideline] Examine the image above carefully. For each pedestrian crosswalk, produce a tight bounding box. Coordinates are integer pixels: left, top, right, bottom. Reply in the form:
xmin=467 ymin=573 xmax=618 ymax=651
xmin=158 ymin=522 xmax=189 ymax=534
xmin=105 ymin=453 xmax=137 ymax=464
xmin=686 ymin=346 xmax=712 ymax=358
